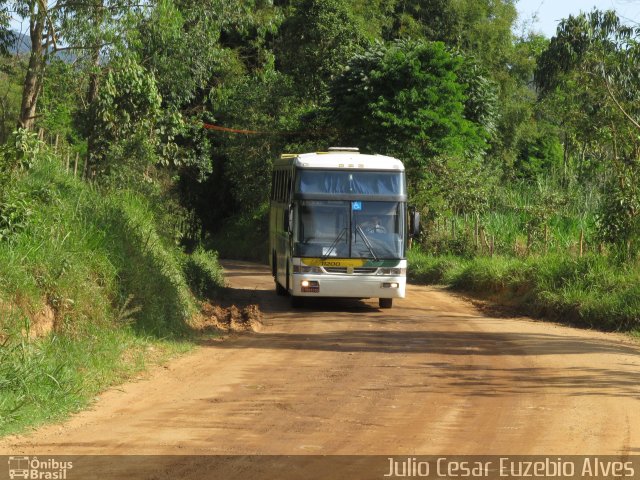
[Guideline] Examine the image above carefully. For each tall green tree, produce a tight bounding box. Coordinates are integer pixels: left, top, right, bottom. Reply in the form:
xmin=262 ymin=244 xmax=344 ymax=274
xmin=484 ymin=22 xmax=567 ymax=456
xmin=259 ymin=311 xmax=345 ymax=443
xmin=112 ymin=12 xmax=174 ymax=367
xmin=13 ymin=0 xmax=51 ymax=129
xmin=0 ymin=4 xmax=12 ymax=56
xmin=493 ymin=33 xmax=555 ymax=179
xmin=385 ymin=0 xmax=518 ymax=71
xmin=536 ymin=9 xmax=640 ymax=252
xmin=536 ymin=9 xmax=640 ymax=144
xmin=275 ymin=0 xmax=368 ymax=102
xmin=331 ymin=39 xmax=487 ymax=212
xmin=385 ymin=0 xmax=456 ymax=42
xmin=59 ymin=0 xmax=142 ymax=168
xmin=91 ymin=56 xmax=162 ymax=182
xmin=0 ymin=57 xmax=22 ymax=142
xmin=383 ymin=0 xmax=529 ymax=177
xmin=7 ymin=0 xmax=140 ymax=130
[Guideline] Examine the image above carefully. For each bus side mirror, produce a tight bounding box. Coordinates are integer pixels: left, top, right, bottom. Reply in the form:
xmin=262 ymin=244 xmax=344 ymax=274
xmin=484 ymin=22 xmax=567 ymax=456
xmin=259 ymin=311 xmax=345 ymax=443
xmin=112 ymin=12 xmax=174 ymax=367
xmin=409 ymin=209 xmax=420 ymax=237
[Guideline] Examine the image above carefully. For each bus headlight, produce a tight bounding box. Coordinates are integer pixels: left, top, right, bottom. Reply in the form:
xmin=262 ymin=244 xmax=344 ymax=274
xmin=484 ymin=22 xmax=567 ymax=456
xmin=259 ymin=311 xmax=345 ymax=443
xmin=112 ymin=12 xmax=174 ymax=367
xmin=377 ymin=268 xmax=406 ymax=275
xmin=301 ymin=280 xmax=320 ymax=292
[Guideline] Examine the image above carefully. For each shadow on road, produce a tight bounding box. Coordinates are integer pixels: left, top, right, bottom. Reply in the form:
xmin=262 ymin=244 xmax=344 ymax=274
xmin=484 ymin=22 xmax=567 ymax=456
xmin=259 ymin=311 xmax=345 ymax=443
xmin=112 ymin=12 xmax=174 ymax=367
xmin=217 ymin=285 xmax=381 ymax=314
xmin=202 ymin=327 xmax=640 ymax=358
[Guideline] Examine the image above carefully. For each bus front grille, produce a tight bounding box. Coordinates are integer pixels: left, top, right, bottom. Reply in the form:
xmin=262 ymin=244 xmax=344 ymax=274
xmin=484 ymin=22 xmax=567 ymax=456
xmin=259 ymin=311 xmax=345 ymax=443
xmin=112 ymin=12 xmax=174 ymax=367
xmin=323 ymin=267 xmax=379 ymax=274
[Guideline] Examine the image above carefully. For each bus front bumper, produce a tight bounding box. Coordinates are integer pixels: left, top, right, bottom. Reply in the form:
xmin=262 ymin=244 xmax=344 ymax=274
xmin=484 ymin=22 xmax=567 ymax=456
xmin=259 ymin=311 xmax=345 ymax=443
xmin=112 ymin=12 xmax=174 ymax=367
xmin=290 ymin=274 xmax=406 ymax=298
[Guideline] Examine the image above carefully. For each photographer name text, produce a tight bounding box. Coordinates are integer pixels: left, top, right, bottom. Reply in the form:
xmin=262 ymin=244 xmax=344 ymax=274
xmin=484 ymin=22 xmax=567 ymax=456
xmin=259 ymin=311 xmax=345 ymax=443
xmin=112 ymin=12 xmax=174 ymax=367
xmin=384 ymin=457 xmax=635 ymax=478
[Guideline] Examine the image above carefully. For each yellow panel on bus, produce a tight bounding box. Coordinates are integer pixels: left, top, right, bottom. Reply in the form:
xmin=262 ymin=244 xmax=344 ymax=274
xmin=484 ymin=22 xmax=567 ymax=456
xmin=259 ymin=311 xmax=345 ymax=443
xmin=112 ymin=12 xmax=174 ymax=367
xmin=301 ymin=258 xmax=367 ymax=268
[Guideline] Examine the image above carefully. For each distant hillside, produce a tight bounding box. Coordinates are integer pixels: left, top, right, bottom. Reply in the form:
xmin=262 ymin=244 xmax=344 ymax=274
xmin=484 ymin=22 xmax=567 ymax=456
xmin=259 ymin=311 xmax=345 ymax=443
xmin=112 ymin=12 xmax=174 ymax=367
xmin=7 ymin=30 xmax=75 ymax=61
xmin=9 ymin=30 xmax=31 ymax=55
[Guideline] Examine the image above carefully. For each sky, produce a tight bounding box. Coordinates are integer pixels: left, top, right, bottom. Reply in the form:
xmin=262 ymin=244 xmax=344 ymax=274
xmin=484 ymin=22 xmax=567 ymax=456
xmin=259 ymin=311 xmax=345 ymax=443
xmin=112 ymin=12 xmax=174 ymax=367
xmin=515 ymin=0 xmax=640 ymax=37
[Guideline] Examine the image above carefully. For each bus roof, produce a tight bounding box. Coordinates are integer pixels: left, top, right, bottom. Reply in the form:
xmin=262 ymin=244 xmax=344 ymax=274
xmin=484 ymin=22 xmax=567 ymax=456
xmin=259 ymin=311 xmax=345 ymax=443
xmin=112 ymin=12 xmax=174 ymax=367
xmin=276 ymin=151 xmax=405 ymax=171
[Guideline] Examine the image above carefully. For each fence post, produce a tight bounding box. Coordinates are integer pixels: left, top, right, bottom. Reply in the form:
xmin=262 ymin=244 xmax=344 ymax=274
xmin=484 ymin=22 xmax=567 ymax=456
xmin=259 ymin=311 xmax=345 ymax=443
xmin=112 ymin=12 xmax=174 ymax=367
xmin=474 ymin=215 xmax=479 ymax=249
xmin=65 ymin=152 xmax=70 ymax=173
xmin=544 ymin=224 xmax=549 ymax=254
xmin=74 ymin=153 xmax=79 ymax=177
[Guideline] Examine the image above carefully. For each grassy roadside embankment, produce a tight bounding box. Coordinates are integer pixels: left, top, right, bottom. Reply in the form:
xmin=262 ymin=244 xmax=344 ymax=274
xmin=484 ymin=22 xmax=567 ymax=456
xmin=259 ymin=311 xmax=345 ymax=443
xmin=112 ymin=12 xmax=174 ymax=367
xmin=408 ymin=249 xmax=640 ymax=333
xmin=0 ymin=158 xmax=224 ymax=436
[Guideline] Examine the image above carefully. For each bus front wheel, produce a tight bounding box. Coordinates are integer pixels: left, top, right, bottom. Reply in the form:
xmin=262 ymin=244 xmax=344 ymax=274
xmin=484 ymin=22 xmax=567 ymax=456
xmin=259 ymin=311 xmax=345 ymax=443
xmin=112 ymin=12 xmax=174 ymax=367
xmin=379 ymin=298 xmax=393 ymax=309
xmin=276 ymin=280 xmax=287 ymax=296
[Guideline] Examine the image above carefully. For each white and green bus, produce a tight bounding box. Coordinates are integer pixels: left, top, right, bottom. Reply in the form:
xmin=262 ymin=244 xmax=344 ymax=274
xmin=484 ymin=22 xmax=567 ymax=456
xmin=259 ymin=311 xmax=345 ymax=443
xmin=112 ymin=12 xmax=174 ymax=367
xmin=269 ymin=147 xmax=418 ymax=308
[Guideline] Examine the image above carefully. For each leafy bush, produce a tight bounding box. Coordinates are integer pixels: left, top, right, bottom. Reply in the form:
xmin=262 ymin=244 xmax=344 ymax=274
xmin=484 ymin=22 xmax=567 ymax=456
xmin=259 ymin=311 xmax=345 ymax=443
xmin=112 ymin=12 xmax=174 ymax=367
xmin=596 ymin=166 xmax=640 ymax=258
xmin=0 ymin=129 xmax=51 ymax=201
xmin=0 ymin=192 xmax=33 ymax=241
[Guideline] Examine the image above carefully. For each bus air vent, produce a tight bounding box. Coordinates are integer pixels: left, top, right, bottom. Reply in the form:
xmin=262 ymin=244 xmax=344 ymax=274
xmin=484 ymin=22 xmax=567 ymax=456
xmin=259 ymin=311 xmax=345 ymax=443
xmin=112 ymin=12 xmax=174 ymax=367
xmin=328 ymin=147 xmax=360 ymax=153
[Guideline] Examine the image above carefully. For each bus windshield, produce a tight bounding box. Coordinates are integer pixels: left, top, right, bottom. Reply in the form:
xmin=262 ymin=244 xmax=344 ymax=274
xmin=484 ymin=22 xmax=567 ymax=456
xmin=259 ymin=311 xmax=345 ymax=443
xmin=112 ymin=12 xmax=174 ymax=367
xmin=294 ymin=200 xmax=405 ymax=259
xmin=297 ymin=170 xmax=405 ymax=196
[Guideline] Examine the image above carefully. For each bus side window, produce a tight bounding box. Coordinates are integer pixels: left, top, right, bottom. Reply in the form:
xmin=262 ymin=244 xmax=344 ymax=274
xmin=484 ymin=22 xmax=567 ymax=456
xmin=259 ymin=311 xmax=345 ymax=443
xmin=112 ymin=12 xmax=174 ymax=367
xmin=278 ymin=171 xmax=284 ymax=202
xmin=285 ymin=172 xmax=292 ymax=202
xmin=270 ymin=172 xmax=276 ymax=201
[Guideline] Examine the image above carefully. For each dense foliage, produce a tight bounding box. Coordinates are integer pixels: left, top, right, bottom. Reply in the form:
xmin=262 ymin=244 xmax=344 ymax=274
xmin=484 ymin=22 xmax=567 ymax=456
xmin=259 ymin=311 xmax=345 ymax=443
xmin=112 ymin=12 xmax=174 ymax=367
xmin=1 ymin=1 xmax=640 ymax=314
xmin=331 ymin=39 xmax=488 ymax=212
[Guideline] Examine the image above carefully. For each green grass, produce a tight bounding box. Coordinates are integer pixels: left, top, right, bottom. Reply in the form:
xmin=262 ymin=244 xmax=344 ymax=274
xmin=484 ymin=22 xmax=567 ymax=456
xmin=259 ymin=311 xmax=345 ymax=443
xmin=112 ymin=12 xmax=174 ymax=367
xmin=409 ymin=180 xmax=640 ymax=332
xmin=183 ymin=247 xmax=226 ymax=300
xmin=98 ymin=191 xmax=197 ymax=337
xmin=0 ymin=157 xmax=223 ymax=436
xmin=408 ymin=248 xmax=640 ymax=332
xmin=425 ymin=180 xmax=599 ymax=258
xmin=0 ymin=322 xmax=189 ymax=435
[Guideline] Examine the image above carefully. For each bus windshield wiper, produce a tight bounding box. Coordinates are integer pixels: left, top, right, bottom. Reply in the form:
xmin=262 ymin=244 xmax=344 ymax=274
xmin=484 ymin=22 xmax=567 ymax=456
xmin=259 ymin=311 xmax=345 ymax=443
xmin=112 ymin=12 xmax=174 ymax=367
xmin=322 ymin=228 xmax=347 ymax=260
xmin=355 ymin=226 xmax=378 ymax=261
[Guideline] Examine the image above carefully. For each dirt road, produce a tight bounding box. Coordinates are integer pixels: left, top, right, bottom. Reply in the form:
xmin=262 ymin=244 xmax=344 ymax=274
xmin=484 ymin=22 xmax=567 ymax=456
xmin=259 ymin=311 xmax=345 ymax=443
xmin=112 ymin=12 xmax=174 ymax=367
xmin=1 ymin=261 xmax=639 ymax=474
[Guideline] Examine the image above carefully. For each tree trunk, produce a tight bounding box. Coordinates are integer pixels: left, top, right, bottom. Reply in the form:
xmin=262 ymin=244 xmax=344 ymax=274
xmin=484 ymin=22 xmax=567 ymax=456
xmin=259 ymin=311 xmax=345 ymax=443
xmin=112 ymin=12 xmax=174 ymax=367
xmin=85 ymin=0 xmax=105 ymax=177
xmin=85 ymin=47 xmax=101 ymax=176
xmin=18 ymin=1 xmax=47 ymax=130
